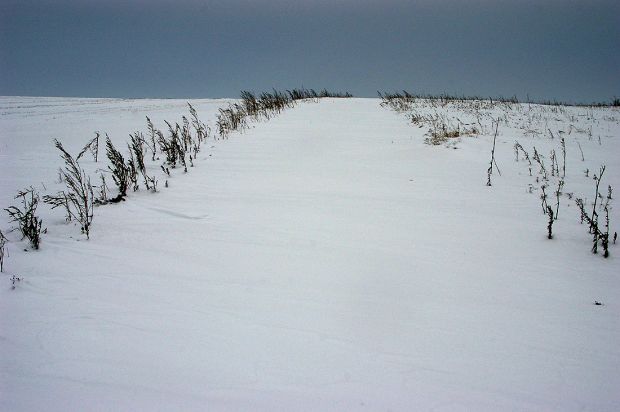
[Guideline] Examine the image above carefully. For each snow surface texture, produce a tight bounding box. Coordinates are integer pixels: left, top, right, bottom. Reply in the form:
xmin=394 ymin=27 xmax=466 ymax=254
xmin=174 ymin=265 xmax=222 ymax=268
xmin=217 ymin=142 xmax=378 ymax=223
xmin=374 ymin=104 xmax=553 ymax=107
xmin=1 ymin=96 xmax=619 ymax=411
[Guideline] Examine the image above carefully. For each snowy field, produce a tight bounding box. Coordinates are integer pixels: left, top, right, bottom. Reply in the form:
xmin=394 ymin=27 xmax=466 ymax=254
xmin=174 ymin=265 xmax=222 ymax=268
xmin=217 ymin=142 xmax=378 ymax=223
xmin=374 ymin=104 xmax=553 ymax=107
xmin=1 ymin=96 xmax=619 ymax=411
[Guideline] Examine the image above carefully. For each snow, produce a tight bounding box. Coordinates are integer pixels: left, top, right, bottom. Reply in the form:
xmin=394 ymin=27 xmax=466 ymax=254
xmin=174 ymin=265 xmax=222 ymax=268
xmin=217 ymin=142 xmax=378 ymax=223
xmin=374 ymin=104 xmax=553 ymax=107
xmin=1 ymin=96 xmax=619 ymax=411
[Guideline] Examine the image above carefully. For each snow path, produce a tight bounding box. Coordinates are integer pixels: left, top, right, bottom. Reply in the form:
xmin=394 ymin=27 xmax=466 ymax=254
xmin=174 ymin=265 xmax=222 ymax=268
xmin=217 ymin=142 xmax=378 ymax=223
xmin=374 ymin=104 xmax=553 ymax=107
xmin=1 ymin=98 xmax=619 ymax=410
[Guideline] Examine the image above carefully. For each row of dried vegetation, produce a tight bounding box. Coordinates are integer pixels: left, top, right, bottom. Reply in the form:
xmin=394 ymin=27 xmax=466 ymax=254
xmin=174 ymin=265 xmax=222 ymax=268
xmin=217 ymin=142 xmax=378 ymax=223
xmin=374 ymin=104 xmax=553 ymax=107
xmin=380 ymin=89 xmax=617 ymax=259
xmin=1 ymin=89 xmax=352 ymax=270
xmin=217 ymin=88 xmax=352 ymax=137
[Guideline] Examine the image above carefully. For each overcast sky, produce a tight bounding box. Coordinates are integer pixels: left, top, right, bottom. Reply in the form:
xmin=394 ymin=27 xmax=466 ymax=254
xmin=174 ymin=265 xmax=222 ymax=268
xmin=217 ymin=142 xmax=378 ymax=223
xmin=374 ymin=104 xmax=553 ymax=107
xmin=1 ymin=0 xmax=618 ymax=102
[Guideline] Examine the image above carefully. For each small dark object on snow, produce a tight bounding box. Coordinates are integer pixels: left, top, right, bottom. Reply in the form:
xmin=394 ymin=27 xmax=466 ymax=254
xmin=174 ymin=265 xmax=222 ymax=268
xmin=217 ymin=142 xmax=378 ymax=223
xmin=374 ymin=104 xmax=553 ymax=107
xmin=614 ymin=232 xmax=617 ymax=244
xmin=11 ymin=275 xmax=22 ymax=289
xmin=594 ymin=301 xmax=603 ymax=306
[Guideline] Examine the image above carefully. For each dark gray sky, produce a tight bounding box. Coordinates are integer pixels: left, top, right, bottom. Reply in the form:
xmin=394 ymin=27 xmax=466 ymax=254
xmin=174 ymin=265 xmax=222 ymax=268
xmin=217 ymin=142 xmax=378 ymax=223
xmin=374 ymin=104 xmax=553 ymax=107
xmin=1 ymin=0 xmax=618 ymax=101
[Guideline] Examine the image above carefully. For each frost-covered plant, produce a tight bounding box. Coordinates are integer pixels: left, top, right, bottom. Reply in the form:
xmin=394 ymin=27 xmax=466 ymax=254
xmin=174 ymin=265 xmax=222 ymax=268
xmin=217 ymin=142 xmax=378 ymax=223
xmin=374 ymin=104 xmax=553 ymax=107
xmin=145 ymin=116 xmax=159 ymax=161
xmin=129 ymin=132 xmax=157 ymax=192
xmin=45 ymin=190 xmax=72 ymax=223
xmin=532 ymin=147 xmax=547 ymax=180
xmin=575 ymin=166 xmax=612 ymax=258
xmin=378 ymin=90 xmax=417 ymax=112
xmin=514 ymin=142 xmax=532 ymax=176
xmin=95 ymin=173 xmax=109 ymax=205
xmin=546 ymin=206 xmax=554 ymax=239
xmin=0 ymin=230 xmax=8 ymax=272
xmin=5 ymin=187 xmax=43 ymax=250
xmin=554 ymin=179 xmax=564 ymax=220
xmin=590 ymin=166 xmax=605 ymax=232
xmin=216 ymin=103 xmax=248 ymax=137
xmin=576 ymin=198 xmax=602 ymax=255
xmin=602 ymin=205 xmax=611 ymax=256
xmin=486 ymin=120 xmax=500 ymax=186
xmin=170 ymin=121 xmax=187 ymax=171
xmin=159 ymin=121 xmax=186 ymax=169
xmin=241 ymin=90 xmax=260 ymax=117
xmin=105 ymin=135 xmax=130 ymax=202
xmin=540 ymin=184 xmax=549 ymax=214
xmin=550 ymin=150 xmax=557 ymax=177
xmin=44 ymin=139 xmax=95 ymax=238
xmin=560 ymin=137 xmax=566 ymax=178
xmin=577 ymin=141 xmax=585 ymax=161
xmin=181 ymin=116 xmax=192 ymax=152
xmin=425 ymin=121 xmax=461 ymax=145
xmin=188 ymin=102 xmax=208 ymax=152
xmin=76 ymin=132 xmax=100 ymax=162
xmin=126 ymin=147 xmax=139 ymax=192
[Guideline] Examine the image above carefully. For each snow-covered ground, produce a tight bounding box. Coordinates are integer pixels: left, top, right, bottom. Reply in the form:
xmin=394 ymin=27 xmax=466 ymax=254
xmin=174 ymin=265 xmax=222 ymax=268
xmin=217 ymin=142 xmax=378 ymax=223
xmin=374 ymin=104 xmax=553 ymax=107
xmin=1 ymin=96 xmax=619 ymax=411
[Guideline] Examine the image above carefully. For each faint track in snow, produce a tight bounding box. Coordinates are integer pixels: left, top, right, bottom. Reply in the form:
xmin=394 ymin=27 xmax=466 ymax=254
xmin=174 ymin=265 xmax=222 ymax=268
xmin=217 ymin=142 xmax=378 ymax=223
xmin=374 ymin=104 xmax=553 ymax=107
xmin=140 ymin=206 xmax=210 ymax=221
